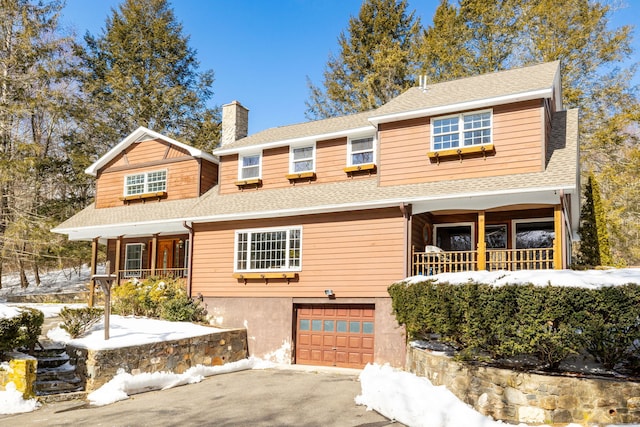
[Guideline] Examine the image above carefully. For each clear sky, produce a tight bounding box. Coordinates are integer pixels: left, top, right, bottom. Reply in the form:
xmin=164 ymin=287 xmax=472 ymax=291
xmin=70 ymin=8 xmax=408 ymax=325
xmin=60 ymin=0 xmax=638 ymax=136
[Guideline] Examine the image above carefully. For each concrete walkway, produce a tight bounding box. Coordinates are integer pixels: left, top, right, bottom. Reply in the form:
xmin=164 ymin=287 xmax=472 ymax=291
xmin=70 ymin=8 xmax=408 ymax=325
xmin=1 ymin=367 xmax=401 ymax=427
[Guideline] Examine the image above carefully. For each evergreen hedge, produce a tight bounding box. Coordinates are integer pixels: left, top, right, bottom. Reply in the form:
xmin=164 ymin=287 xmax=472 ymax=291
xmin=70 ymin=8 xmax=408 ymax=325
xmin=0 ymin=307 xmax=44 ymax=357
xmin=388 ymin=280 xmax=640 ymax=373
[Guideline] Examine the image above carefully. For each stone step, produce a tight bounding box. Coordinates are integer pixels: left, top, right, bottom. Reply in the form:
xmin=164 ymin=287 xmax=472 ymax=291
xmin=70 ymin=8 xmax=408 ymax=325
xmin=35 ymin=352 xmax=70 ymax=370
xmin=37 ymin=361 xmax=79 ymax=381
xmin=35 ymin=377 xmax=84 ymax=396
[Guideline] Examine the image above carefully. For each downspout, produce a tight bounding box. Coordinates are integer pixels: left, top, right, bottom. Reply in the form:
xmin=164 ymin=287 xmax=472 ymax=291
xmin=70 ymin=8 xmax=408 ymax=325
xmin=183 ymin=221 xmax=194 ymax=298
xmin=399 ymin=203 xmax=412 ymax=278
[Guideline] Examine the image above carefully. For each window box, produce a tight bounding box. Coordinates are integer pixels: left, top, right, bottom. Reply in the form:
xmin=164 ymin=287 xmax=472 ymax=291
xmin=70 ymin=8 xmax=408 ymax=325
xmin=343 ymin=163 xmax=376 ymax=174
xmin=232 ymin=271 xmax=298 ymax=284
xmin=427 ymin=143 xmax=495 ymax=163
xmin=120 ymin=191 xmax=167 ymax=202
xmin=235 ymin=178 xmax=262 ymax=187
xmin=285 ymin=171 xmax=316 ymax=182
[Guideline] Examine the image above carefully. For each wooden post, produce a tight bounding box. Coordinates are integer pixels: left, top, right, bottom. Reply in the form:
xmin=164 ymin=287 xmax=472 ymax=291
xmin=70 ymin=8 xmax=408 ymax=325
xmin=150 ymin=234 xmax=158 ymax=275
xmin=553 ymin=204 xmax=563 ymax=269
xmin=92 ymin=274 xmax=115 ymax=340
xmin=114 ymin=237 xmax=122 ymax=284
xmin=89 ymin=238 xmax=99 ymax=307
xmin=477 ymin=211 xmax=486 ymax=271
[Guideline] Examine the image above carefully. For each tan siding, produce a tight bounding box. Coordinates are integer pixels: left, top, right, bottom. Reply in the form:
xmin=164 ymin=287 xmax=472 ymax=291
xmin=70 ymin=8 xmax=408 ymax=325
xmin=261 ymin=146 xmax=289 ymax=188
xmin=379 ymin=100 xmax=544 ymax=186
xmin=199 ymin=160 xmax=219 ymax=195
xmin=219 ymin=154 xmax=240 ymax=194
xmin=191 ymin=208 xmax=405 ymax=298
xmin=95 ymin=158 xmax=202 ymax=208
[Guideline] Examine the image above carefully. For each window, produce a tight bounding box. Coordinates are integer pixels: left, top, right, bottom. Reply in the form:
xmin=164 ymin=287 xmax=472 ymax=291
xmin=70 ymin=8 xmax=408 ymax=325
xmin=485 ymin=224 xmax=507 ymax=249
xmin=348 ymin=136 xmax=375 ymax=166
xmin=239 ymin=153 xmax=261 ymax=180
xmin=124 ymin=170 xmax=167 ymax=196
xmin=235 ymin=227 xmax=302 ymax=272
xmin=290 ymin=145 xmax=315 ymax=173
xmin=513 ymin=219 xmax=554 ymax=249
xmin=124 ymin=243 xmax=143 ymax=277
xmin=434 ymin=223 xmax=474 ymax=251
xmin=432 ymin=110 xmax=492 ymax=151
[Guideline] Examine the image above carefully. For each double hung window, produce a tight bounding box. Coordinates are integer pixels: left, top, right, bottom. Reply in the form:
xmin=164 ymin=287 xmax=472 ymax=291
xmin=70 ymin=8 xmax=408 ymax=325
xmin=290 ymin=145 xmax=315 ymax=174
xmin=348 ymin=136 xmax=375 ymax=166
xmin=124 ymin=243 xmax=143 ymax=277
xmin=432 ymin=110 xmax=492 ymax=151
xmin=239 ymin=153 xmax=261 ymax=180
xmin=125 ymin=170 xmax=167 ymax=196
xmin=235 ymin=227 xmax=302 ymax=272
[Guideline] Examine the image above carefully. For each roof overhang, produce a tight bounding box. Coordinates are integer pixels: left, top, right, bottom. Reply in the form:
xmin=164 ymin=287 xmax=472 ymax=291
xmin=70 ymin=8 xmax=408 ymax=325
xmin=85 ymin=126 xmax=218 ymax=176
xmin=368 ymin=88 xmax=554 ymax=126
xmin=213 ymin=126 xmax=375 ymax=156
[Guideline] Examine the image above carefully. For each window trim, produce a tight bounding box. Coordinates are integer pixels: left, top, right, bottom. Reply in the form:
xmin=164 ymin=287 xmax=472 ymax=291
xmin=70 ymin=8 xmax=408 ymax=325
xmin=289 ymin=143 xmax=316 ymax=174
xmin=123 ymin=169 xmax=168 ymax=197
xmin=238 ymin=152 xmax=262 ymax=181
xmin=430 ymin=109 xmax=493 ymax=152
xmin=124 ymin=243 xmax=144 ymax=278
xmin=347 ymin=135 xmax=376 ymax=167
xmin=233 ymin=226 xmax=303 ymax=273
xmin=511 ymin=217 xmax=554 ymax=249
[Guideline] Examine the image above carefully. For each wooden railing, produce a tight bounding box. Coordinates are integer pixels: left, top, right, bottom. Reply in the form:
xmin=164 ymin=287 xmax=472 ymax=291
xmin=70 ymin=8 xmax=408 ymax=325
xmin=412 ymin=248 xmax=554 ymax=276
xmin=485 ymin=248 xmax=554 ymax=271
xmin=117 ymin=268 xmax=188 ymax=282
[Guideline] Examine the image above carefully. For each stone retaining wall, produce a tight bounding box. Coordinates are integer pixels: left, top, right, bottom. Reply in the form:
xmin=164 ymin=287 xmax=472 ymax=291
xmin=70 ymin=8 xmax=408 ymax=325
xmin=407 ymin=346 xmax=640 ymax=425
xmin=5 ymin=291 xmax=90 ymax=304
xmin=68 ymin=328 xmax=248 ymax=392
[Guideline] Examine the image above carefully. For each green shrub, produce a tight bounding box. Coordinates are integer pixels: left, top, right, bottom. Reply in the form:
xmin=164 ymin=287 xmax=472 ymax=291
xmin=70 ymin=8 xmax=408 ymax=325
xmin=0 ymin=307 xmax=44 ymax=356
xmin=389 ymin=280 xmax=640 ymax=373
xmin=59 ymin=307 xmax=104 ymax=338
xmin=111 ymin=276 xmax=206 ymax=322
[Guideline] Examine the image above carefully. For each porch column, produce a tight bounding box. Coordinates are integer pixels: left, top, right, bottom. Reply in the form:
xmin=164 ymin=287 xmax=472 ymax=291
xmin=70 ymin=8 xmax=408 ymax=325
xmin=477 ymin=211 xmax=486 ymax=271
xmin=89 ymin=237 xmax=99 ymax=307
xmin=553 ymin=204 xmax=562 ymax=269
xmin=114 ymin=236 xmax=123 ymax=283
xmin=150 ymin=234 xmax=158 ymax=275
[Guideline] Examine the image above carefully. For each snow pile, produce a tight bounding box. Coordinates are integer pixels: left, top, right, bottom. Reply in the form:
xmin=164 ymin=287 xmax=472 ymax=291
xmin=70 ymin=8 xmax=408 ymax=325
xmin=0 ymin=303 xmax=21 ymax=319
xmin=405 ymin=268 xmax=640 ymax=289
xmin=88 ymin=358 xmax=264 ymax=406
xmin=355 ymin=364 xmax=505 ymax=427
xmin=0 ymin=382 xmax=40 ymax=414
xmin=47 ymin=315 xmax=227 ymax=350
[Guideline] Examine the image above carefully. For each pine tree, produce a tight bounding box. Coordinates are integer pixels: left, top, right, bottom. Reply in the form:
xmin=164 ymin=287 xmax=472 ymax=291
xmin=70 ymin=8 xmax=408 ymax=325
xmin=305 ymin=0 xmax=422 ymax=119
xmin=78 ymin=0 xmax=220 ymax=153
xmin=577 ymin=174 xmax=601 ymax=266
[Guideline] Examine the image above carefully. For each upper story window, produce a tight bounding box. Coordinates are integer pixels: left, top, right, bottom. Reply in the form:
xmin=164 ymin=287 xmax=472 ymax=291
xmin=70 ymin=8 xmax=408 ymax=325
xmin=235 ymin=226 xmax=302 ymax=272
xmin=124 ymin=170 xmax=167 ymax=196
xmin=348 ymin=136 xmax=375 ymax=166
xmin=432 ymin=110 xmax=492 ymax=151
xmin=290 ymin=145 xmax=315 ymax=174
xmin=239 ymin=153 xmax=261 ymax=180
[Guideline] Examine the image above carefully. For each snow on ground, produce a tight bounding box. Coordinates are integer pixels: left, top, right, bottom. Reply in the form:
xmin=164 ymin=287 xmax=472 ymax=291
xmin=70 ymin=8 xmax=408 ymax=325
xmin=0 ymin=265 xmax=93 ymax=300
xmin=2 ymin=268 xmax=640 ymax=424
xmin=404 ymin=267 xmax=640 ymax=288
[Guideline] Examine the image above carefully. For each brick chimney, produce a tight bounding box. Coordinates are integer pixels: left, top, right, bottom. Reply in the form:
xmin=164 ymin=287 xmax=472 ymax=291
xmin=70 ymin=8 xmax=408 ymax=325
xmin=221 ymin=101 xmax=249 ymax=146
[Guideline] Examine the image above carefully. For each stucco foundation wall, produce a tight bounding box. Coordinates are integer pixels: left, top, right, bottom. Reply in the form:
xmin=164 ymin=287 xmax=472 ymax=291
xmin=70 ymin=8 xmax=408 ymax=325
xmin=407 ymin=346 xmax=640 ymax=425
xmin=68 ymin=328 xmax=248 ymax=392
xmin=205 ymin=297 xmax=405 ymax=367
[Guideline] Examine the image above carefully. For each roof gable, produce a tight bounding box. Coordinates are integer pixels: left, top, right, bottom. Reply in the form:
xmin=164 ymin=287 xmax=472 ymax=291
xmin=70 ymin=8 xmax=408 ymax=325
xmin=85 ymin=126 xmax=218 ymax=176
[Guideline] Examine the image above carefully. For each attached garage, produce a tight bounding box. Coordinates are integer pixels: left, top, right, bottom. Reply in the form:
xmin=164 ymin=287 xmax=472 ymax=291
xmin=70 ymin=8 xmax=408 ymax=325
xmin=295 ymin=304 xmax=375 ymax=368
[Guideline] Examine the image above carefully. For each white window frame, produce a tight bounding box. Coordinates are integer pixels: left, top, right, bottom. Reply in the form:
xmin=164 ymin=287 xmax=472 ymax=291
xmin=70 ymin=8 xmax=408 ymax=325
xmin=347 ymin=135 xmax=376 ymax=167
xmin=238 ymin=152 xmax=262 ymax=180
xmin=511 ymin=217 xmax=554 ymax=249
xmin=289 ymin=143 xmax=316 ymax=174
xmin=234 ymin=226 xmax=302 ymax=272
xmin=431 ymin=109 xmax=492 ymax=151
xmin=123 ymin=169 xmax=167 ymax=196
xmin=124 ymin=243 xmax=144 ymax=277
xmin=433 ymin=222 xmax=475 ymax=250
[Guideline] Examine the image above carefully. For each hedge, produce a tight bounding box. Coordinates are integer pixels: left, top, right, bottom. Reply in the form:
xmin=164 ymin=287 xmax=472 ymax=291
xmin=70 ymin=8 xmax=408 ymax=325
xmin=388 ymin=280 xmax=640 ymax=373
xmin=0 ymin=307 xmax=44 ymax=357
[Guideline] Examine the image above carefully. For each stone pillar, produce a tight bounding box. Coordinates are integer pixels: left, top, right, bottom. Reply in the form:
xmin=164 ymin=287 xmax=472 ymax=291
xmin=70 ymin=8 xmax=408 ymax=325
xmin=221 ymin=101 xmax=249 ymax=146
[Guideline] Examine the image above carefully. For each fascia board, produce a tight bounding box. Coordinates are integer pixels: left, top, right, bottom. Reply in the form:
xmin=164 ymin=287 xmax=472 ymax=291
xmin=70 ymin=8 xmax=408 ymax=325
xmin=213 ymin=126 xmax=375 ymax=156
xmin=368 ymin=88 xmax=553 ymax=126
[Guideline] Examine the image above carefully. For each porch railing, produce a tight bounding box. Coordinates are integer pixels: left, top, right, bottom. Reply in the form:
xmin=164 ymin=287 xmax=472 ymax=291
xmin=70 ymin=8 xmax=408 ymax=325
xmin=117 ymin=268 xmax=188 ymax=282
xmin=412 ymin=248 xmax=554 ymax=276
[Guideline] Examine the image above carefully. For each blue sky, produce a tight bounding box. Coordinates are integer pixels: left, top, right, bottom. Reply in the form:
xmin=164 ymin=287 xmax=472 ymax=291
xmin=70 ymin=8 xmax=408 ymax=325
xmin=60 ymin=0 xmax=638 ymax=135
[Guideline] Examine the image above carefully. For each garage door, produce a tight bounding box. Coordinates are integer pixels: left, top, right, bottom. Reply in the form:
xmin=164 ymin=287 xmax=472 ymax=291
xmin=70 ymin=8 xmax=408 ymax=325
xmin=295 ymin=304 xmax=374 ymax=369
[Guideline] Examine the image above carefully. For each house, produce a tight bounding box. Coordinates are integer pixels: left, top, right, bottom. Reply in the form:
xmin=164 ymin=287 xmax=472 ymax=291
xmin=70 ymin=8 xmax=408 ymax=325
xmin=53 ymin=61 xmax=580 ymax=368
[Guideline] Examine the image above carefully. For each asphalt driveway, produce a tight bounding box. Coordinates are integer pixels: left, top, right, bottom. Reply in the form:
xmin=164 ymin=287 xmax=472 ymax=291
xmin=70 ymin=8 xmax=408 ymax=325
xmin=1 ymin=367 xmax=400 ymax=427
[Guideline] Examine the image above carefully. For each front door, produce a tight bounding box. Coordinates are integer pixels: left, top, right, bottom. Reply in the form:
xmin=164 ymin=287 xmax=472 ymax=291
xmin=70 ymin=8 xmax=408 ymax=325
xmin=157 ymin=240 xmax=175 ymax=273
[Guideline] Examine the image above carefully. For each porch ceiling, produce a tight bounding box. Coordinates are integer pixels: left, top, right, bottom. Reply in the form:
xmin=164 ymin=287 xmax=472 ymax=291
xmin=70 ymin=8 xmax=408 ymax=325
xmin=62 ymin=221 xmax=188 ymax=243
xmin=410 ymin=188 xmax=562 ymax=216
